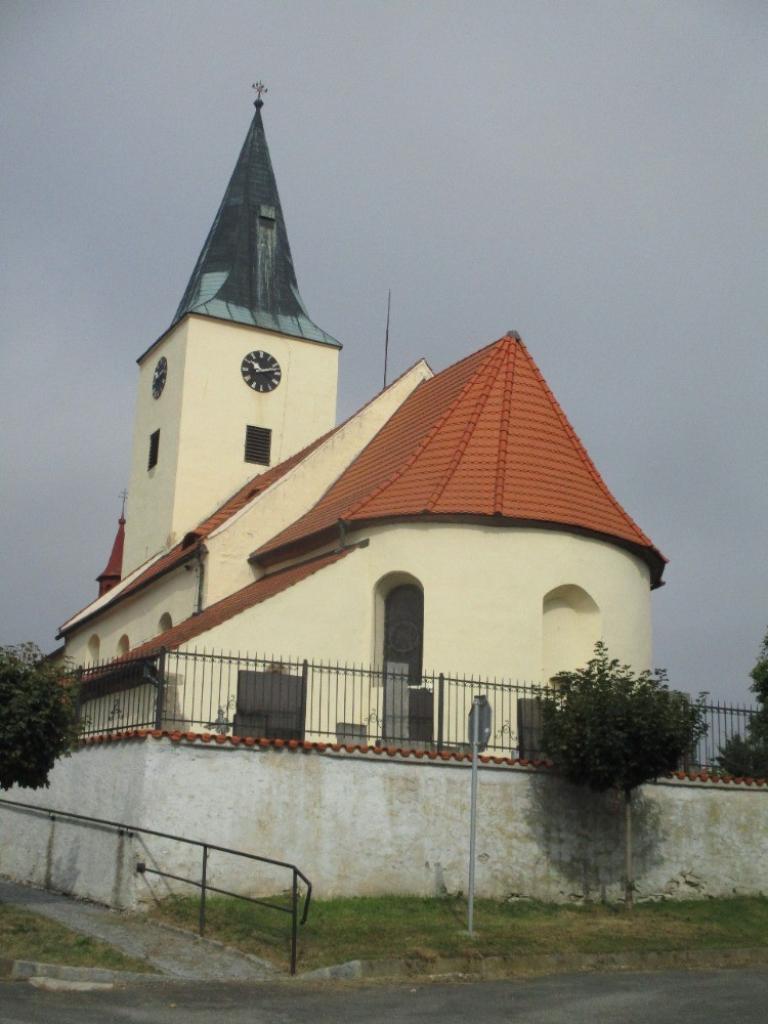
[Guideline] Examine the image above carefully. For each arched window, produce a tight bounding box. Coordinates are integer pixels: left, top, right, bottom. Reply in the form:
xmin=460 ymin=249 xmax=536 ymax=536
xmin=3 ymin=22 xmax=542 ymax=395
xmin=158 ymin=612 xmax=173 ymax=633
xmin=373 ymin=576 xmax=430 ymax=745
xmin=542 ymin=585 xmax=600 ymax=682
xmin=117 ymin=634 xmax=130 ymax=657
xmin=384 ymin=584 xmax=424 ymax=685
xmin=87 ymin=634 xmax=100 ymax=664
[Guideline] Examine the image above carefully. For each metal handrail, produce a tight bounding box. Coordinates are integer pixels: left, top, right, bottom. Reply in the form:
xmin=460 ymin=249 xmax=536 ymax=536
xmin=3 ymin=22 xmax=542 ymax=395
xmin=0 ymin=798 xmax=312 ymax=975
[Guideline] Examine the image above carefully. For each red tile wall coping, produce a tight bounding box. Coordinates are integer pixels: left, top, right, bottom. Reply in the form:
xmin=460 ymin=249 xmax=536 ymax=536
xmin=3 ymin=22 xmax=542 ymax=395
xmin=76 ymin=728 xmax=768 ymax=787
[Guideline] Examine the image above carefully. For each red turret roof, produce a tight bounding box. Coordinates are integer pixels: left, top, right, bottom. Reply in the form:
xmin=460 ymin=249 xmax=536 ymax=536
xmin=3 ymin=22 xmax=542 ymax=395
xmin=254 ymin=333 xmax=666 ymax=584
xmin=96 ymin=516 xmax=126 ymax=596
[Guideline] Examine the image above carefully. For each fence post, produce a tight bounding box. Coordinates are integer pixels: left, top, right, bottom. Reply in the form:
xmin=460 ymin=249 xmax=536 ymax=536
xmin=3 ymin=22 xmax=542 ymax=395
xmin=199 ymin=844 xmax=208 ymax=936
xmin=437 ymin=674 xmax=445 ymax=752
xmin=73 ymin=667 xmax=84 ymax=730
xmin=290 ymin=868 xmax=299 ymax=976
xmin=300 ymin=660 xmax=309 ymax=741
xmin=154 ymin=648 xmax=167 ymax=731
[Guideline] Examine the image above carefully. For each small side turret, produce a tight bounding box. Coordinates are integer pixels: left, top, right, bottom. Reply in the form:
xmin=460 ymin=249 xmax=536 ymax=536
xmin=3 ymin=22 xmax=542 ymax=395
xmin=96 ymin=510 xmax=126 ymax=597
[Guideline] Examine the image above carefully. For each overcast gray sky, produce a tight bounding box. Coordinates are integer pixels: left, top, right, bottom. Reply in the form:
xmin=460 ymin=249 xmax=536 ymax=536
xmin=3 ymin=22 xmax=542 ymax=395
xmin=1 ymin=0 xmax=766 ymax=702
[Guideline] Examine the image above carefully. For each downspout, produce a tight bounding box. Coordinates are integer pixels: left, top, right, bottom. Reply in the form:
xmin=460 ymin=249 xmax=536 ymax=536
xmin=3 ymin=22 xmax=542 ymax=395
xmin=336 ymin=519 xmax=369 ymax=554
xmin=194 ymin=543 xmax=206 ymax=615
xmin=336 ymin=520 xmax=348 ymax=552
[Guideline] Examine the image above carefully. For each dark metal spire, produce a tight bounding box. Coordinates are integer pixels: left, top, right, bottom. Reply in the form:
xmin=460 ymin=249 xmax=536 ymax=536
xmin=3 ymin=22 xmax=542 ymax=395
xmin=172 ymin=97 xmax=340 ymax=347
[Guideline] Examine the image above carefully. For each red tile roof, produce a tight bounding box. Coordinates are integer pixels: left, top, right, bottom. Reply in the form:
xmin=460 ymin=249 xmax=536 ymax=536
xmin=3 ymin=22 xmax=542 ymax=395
xmin=126 ymin=546 xmax=353 ymax=658
xmin=254 ymin=334 xmax=666 ymax=582
xmin=190 ymin=428 xmax=336 ymax=536
xmin=62 ymin=359 xmax=432 ymax=637
xmin=59 ymin=429 xmax=336 ymax=636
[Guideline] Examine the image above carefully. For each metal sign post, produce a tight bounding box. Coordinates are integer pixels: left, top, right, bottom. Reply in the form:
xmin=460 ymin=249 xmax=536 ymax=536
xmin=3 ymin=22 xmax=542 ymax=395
xmin=467 ymin=694 xmax=492 ymax=936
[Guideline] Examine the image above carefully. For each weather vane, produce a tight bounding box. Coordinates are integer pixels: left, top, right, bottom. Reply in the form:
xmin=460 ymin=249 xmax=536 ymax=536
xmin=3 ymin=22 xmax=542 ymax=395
xmin=252 ymin=81 xmax=268 ymax=108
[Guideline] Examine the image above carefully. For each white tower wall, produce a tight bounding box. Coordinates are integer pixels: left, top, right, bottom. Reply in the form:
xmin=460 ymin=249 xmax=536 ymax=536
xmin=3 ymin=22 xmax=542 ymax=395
xmin=123 ymin=314 xmax=338 ymax=575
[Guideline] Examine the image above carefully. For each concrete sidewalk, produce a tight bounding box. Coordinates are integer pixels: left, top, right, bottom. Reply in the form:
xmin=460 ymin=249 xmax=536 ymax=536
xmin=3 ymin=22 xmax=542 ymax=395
xmin=0 ymin=879 xmax=276 ymax=981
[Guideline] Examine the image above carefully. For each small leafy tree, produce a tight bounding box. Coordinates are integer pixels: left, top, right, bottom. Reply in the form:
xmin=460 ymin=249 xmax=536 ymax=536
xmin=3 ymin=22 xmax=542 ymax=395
xmin=0 ymin=643 xmax=79 ymax=790
xmin=540 ymin=642 xmax=708 ymax=909
xmin=718 ymin=628 xmax=768 ymax=779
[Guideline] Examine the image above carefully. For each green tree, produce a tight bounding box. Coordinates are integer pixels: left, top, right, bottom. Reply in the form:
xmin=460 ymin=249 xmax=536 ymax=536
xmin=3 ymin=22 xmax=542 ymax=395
xmin=0 ymin=643 xmax=79 ymax=790
xmin=718 ymin=627 xmax=768 ymax=778
xmin=540 ymin=642 xmax=707 ymax=909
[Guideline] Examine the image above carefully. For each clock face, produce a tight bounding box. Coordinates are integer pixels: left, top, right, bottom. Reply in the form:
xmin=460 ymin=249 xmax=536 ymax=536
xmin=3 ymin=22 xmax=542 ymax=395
xmin=241 ymin=350 xmax=282 ymax=393
xmin=152 ymin=356 xmax=167 ymax=399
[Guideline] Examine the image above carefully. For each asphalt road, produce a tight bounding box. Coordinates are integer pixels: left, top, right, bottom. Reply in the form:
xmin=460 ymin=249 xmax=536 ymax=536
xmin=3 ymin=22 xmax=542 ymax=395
xmin=1 ymin=969 xmax=768 ymax=1024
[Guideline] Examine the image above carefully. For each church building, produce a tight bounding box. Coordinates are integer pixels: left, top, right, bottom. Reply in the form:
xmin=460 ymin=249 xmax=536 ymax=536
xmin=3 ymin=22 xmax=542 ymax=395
xmin=58 ymin=95 xmax=666 ymax=745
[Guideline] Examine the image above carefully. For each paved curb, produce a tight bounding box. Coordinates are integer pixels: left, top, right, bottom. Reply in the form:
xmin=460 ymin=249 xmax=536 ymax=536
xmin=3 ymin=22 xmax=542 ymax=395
xmin=298 ymin=946 xmax=768 ymax=982
xmin=0 ymin=957 xmax=162 ymax=984
xmin=3 ymin=946 xmax=768 ymax=988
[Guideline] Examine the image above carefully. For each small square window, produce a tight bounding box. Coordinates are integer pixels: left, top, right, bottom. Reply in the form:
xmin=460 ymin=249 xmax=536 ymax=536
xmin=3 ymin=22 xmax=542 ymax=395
xmin=245 ymin=425 xmax=271 ymax=465
xmin=148 ymin=429 xmax=160 ymax=470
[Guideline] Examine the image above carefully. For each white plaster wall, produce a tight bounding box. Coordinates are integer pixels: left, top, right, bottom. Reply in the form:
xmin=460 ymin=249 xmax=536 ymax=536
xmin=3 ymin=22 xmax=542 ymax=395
xmin=173 ymin=318 xmax=339 ymax=545
xmin=60 ymin=361 xmax=432 ymax=660
xmin=192 ymin=522 xmax=653 ymax=681
xmin=203 ymin=360 xmax=432 ymax=604
xmin=0 ymin=744 xmax=148 ymax=907
xmin=63 ymin=565 xmax=198 ymax=666
xmin=124 ymin=321 xmax=189 ymax=577
xmin=543 ymin=585 xmax=602 ymax=681
xmin=58 ymin=523 xmax=651 ymax=746
xmin=123 ymin=316 xmax=339 ymax=576
xmin=2 ymin=741 xmax=766 ymax=908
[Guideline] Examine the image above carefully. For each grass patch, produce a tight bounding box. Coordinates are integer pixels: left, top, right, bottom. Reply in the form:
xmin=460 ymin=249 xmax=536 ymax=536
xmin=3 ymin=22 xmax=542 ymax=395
xmin=147 ymin=892 xmax=768 ymax=972
xmin=0 ymin=904 xmax=153 ymax=973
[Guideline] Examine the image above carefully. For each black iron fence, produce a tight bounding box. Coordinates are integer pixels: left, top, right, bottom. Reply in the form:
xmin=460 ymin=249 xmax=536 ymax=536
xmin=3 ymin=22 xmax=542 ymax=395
xmin=72 ymin=648 xmax=756 ymax=772
xmin=691 ymin=699 xmax=756 ymax=773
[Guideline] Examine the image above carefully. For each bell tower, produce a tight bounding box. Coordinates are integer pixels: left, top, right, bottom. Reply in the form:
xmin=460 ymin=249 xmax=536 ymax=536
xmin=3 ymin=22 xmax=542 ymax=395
xmin=122 ymin=90 xmax=341 ymax=576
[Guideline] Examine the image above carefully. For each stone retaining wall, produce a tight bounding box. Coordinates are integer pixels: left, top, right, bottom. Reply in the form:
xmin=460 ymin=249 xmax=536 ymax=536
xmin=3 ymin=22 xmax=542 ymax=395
xmin=1 ymin=734 xmax=765 ymax=909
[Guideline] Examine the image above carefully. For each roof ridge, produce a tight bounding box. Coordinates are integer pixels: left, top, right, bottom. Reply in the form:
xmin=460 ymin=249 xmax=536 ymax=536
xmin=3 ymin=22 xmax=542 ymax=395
xmin=493 ymin=337 xmax=518 ymax=514
xmin=425 ymin=340 xmax=509 ymax=511
xmin=518 ymin=340 xmax=655 ymax=548
xmin=183 ymin=359 xmax=429 ymax=539
xmin=348 ymin=340 xmax=504 ymax=520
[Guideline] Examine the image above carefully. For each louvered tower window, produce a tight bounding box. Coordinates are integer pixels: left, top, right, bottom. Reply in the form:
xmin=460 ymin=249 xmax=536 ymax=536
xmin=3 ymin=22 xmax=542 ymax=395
xmin=245 ymin=425 xmax=271 ymax=465
xmin=147 ymin=429 xmax=160 ymax=470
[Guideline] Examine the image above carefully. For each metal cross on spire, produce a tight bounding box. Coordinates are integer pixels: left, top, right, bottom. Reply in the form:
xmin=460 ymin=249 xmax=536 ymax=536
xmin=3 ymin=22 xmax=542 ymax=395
xmin=252 ymin=81 xmax=268 ymax=108
xmin=119 ymin=489 xmax=128 ymax=519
